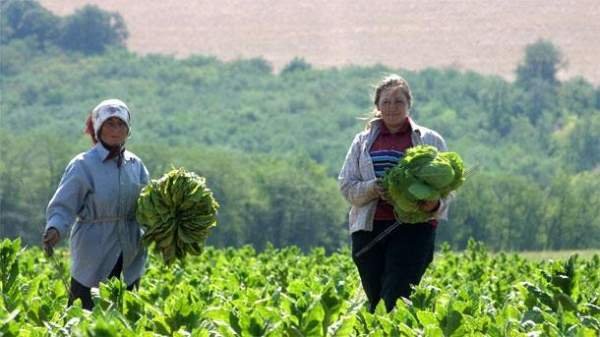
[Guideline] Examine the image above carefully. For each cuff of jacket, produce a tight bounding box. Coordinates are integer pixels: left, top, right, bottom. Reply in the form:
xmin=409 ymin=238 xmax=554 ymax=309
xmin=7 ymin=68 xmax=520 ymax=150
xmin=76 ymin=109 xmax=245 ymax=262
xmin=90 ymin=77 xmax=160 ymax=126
xmin=46 ymin=218 xmax=69 ymax=241
xmin=433 ymin=192 xmax=454 ymax=221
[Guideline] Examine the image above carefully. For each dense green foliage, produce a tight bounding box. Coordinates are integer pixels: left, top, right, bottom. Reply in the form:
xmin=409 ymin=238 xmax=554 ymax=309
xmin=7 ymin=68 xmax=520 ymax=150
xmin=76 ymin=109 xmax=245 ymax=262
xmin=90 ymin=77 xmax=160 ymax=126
xmin=2 ymin=238 xmax=599 ymax=336
xmin=1 ymin=2 xmax=599 ymax=251
xmin=1 ymin=0 xmax=127 ymax=54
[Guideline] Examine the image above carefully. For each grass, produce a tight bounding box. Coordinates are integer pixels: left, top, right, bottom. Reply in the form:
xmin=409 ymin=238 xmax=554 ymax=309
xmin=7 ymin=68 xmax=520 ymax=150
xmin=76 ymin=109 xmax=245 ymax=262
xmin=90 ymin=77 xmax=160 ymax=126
xmin=510 ymin=250 xmax=600 ymax=261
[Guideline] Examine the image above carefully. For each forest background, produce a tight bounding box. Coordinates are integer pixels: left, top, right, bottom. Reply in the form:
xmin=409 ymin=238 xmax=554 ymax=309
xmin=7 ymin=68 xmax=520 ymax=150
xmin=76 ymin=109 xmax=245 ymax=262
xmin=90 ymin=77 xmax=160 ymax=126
xmin=1 ymin=0 xmax=599 ymax=252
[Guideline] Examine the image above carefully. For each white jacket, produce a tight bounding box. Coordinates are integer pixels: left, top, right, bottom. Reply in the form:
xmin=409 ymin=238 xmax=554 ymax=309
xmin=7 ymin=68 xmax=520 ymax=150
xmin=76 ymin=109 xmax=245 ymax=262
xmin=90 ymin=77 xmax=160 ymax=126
xmin=338 ymin=118 xmax=453 ymax=233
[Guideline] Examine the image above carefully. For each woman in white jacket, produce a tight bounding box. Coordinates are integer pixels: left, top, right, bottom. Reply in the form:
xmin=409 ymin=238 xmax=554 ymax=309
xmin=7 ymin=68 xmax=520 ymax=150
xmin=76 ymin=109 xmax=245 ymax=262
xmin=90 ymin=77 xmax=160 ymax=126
xmin=338 ymin=74 xmax=452 ymax=312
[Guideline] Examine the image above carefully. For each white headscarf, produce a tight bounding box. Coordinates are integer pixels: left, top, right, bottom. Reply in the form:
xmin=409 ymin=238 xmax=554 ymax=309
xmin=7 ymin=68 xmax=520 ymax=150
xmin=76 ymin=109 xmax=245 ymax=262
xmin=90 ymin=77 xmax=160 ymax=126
xmin=91 ymin=99 xmax=131 ymax=138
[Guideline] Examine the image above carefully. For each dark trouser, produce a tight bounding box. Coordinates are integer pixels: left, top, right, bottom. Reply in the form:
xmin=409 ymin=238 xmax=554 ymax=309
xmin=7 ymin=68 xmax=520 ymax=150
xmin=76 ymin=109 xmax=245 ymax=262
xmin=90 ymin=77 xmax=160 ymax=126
xmin=68 ymin=254 xmax=139 ymax=310
xmin=352 ymin=220 xmax=435 ymax=312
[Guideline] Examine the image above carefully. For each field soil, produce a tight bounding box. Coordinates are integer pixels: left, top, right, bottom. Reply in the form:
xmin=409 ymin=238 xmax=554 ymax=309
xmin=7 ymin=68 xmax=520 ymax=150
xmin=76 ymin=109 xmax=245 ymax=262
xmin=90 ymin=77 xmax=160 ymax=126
xmin=41 ymin=0 xmax=600 ymax=83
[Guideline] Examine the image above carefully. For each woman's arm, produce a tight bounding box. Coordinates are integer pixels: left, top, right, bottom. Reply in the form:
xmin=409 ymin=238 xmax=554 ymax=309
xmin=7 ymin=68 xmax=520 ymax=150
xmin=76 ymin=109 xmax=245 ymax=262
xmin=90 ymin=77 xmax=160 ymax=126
xmin=45 ymin=160 xmax=91 ymax=242
xmin=338 ymin=134 xmax=380 ymax=207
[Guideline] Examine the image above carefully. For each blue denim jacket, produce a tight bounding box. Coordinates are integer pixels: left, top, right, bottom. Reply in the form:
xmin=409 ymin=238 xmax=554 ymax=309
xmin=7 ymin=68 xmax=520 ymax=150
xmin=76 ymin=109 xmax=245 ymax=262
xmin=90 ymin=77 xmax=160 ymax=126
xmin=46 ymin=143 xmax=149 ymax=287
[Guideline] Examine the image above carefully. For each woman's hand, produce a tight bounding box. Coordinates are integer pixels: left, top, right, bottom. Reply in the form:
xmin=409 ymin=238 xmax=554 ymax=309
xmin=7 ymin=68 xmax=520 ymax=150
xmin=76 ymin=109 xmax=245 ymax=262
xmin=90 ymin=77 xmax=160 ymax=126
xmin=375 ymin=179 xmax=389 ymax=201
xmin=418 ymin=200 xmax=440 ymax=213
xmin=42 ymin=228 xmax=60 ymax=256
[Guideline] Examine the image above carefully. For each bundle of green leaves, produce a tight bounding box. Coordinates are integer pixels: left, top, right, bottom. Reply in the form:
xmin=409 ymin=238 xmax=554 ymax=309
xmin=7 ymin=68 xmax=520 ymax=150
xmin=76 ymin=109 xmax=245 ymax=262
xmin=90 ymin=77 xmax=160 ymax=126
xmin=136 ymin=168 xmax=219 ymax=264
xmin=382 ymin=145 xmax=465 ymax=224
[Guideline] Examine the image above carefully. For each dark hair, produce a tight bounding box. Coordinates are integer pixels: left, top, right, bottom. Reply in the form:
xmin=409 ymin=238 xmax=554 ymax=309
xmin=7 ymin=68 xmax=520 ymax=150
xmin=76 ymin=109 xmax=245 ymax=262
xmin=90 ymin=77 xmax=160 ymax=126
xmin=84 ymin=112 xmax=98 ymax=144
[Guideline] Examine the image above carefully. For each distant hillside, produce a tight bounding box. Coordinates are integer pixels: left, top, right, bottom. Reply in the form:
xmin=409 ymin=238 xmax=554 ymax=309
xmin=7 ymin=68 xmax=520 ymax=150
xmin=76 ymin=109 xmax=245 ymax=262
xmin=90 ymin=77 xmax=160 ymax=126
xmin=40 ymin=0 xmax=600 ymax=84
xmin=2 ymin=21 xmax=600 ymax=250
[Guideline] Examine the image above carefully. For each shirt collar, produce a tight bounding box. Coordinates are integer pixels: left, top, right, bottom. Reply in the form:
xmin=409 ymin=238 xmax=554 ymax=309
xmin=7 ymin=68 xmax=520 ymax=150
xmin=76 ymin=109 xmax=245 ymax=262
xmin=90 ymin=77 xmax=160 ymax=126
xmin=379 ymin=117 xmax=412 ymax=135
xmin=93 ymin=142 xmax=132 ymax=162
xmin=371 ymin=117 xmax=421 ymax=135
xmin=407 ymin=117 xmax=424 ymax=135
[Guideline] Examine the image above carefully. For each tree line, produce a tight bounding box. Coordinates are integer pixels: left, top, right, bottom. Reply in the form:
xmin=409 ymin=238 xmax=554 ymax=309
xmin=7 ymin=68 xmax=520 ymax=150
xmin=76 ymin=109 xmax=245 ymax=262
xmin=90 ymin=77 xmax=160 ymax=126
xmin=1 ymin=0 xmax=599 ymax=251
xmin=1 ymin=0 xmax=127 ymax=54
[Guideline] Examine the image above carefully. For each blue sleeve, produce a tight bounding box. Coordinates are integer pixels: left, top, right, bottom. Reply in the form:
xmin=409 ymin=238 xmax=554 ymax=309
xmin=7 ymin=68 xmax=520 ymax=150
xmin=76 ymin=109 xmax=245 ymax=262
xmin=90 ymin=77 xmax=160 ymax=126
xmin=45 ymin=160 xmax=92 ymax=239
xmin=139 ymin=160 xmax=150 ymax=185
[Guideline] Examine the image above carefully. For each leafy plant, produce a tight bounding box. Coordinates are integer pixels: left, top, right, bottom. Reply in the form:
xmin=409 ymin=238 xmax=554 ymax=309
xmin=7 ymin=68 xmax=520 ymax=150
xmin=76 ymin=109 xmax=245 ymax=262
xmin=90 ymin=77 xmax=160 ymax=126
xmin=382 ymin=145 xmax=466 ymax=223
xmin=137 ymin=168 xmax=219 ymax=264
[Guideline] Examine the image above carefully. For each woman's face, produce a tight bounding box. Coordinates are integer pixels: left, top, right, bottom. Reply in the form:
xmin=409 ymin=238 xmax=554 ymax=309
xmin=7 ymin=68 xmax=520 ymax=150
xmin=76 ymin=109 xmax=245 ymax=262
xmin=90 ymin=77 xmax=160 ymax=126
xmin=377 ymin=86 xmax=409 ymax=130
xmin=99 ymin=117 xmax=128 ymax=147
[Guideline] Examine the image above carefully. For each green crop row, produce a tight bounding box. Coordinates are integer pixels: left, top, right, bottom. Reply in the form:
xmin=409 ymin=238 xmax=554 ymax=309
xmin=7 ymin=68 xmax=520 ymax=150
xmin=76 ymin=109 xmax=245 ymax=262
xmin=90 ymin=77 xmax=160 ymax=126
xmin=1 ymin=239 xmax=598 ymax=336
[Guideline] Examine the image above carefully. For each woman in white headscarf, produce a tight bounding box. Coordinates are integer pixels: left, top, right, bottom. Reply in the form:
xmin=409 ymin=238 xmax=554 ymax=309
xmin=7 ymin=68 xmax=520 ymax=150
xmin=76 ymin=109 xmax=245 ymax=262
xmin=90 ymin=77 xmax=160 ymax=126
xmin=42 ymin=99 xmax=150 ymax=310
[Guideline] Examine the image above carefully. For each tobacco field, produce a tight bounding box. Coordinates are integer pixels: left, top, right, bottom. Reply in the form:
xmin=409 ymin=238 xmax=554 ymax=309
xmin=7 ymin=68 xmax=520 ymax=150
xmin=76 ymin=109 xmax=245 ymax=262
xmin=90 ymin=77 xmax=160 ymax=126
xmin=1 ymin=239 xmax=599 ymax=336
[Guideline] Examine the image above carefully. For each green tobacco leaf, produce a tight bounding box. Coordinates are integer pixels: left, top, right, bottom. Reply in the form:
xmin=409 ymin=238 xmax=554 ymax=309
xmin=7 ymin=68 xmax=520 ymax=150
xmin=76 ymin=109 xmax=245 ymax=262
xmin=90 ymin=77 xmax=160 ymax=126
xmin=302 ymin=301 xmax=325 ymax=337
xmin=327 ymin=315 xmax=356 ymax=337
xmin=0 ymin=238 xmax=20 ymax=297
xmin=229 ymin=310 xmax=243 ymax=335
xmin=440 ymin=310 xmax=462 ymax=337
xmin=137 ymin=167 xmax=219 ymax=265
xmin=382 ymin=145 xmax=466 ymax=223
xmin=416 ymin=310 xmax=438 ymax=327
xmin=408 ymin=182 xmax=438 ymax=200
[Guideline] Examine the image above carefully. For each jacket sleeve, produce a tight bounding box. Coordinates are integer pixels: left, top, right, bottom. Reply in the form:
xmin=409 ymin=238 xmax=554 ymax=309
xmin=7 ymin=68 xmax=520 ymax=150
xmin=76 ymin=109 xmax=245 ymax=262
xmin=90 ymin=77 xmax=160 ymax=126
xmin=338 ymin=134 xmax=380 ymax=207
xmin=139 ymin=160 xmax=150 ymax=185
xmin=429 ymin=132 xmax=454 ymax=220
xmin=45 ymin=160 xmax=92 ymax=240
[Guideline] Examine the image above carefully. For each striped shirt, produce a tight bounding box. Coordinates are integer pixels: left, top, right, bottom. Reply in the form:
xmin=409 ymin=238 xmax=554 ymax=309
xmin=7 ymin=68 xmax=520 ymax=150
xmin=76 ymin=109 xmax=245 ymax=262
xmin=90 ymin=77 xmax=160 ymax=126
xmin=370 ymin=150 xmax=404 ymax=178
xmin=369 ymin=122 xmax=412 ymax=220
